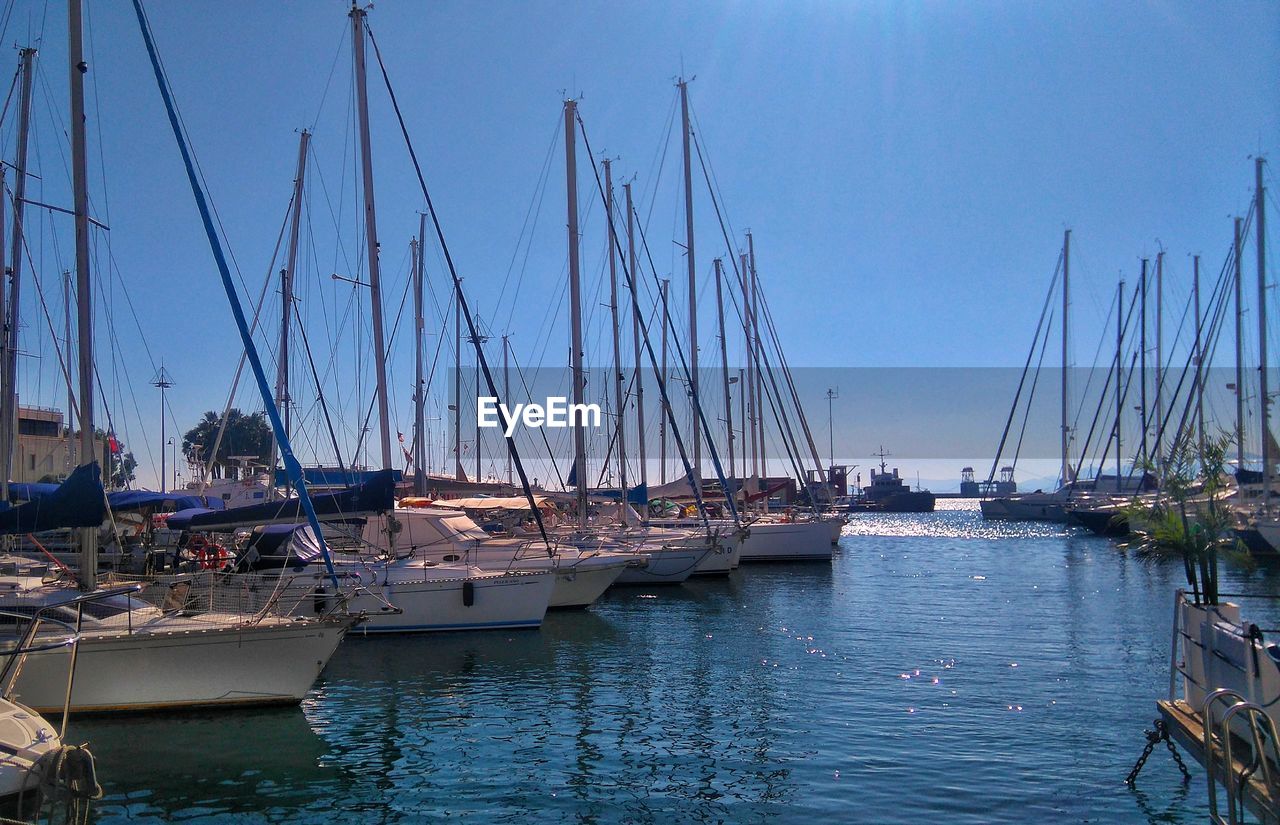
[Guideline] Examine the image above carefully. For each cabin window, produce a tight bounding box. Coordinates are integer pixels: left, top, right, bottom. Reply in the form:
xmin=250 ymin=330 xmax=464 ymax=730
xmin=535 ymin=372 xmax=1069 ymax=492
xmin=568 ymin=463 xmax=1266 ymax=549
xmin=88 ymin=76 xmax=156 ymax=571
xmin=28 ymin=454 xmax=35 ymax=471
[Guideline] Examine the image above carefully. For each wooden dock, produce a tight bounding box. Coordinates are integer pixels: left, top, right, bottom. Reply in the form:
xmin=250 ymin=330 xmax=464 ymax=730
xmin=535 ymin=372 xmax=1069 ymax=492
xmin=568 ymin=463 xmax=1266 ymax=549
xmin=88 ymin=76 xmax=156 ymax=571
xmin=1158 ymin=699 xmax=1279 ymax=823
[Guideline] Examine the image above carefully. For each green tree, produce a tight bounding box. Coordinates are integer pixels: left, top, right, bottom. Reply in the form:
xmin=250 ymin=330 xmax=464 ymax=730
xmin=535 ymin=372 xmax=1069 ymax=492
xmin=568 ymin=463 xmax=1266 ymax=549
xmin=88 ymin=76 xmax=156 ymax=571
xmin=1122 ymin=432 xmax=1245 ymax=604
xmin=182 ymin=409 xmax=273 ymax=479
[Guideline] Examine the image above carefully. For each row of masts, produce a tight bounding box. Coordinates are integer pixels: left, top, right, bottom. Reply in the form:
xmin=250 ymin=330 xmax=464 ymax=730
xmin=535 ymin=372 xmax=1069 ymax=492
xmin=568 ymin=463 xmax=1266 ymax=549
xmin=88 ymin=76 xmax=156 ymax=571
xmin=0 ymin=6 xmax=99 ymax=586
xmin=1041 ymin=157 xmax=1270 ymax=511
xmin=327 ymin=7 xmax=809 ymax=521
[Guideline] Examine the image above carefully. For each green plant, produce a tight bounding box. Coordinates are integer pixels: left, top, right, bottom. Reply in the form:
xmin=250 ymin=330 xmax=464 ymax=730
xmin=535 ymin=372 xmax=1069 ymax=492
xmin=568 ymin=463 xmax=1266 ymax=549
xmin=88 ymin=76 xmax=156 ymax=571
xmin=1121 ymin=431 xmax=1244 ymax=604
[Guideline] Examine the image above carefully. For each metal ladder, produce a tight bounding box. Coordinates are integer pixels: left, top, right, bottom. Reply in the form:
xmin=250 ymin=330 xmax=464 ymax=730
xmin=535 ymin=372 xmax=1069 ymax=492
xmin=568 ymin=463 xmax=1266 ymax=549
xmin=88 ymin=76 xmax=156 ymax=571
xmin=1202 ymin=688 xmax=1280 ymax=824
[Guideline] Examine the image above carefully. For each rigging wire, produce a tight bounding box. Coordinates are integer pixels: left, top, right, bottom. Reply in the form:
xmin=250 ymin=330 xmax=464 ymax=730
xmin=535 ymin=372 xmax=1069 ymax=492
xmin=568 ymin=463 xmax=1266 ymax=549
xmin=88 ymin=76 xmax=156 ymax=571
xmin=363 ymin=19 xmax=551 ymax=548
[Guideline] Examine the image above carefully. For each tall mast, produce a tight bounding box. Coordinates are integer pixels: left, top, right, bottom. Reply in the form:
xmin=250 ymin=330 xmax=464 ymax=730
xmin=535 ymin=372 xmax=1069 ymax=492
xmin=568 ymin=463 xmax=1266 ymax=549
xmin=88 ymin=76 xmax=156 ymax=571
xmin=453 ymin=293 xmax=464 ymax=480
xmin=350 ymin=4 xmax=392 ymax=471
xmin=625 ymin=183 xmax=647 ymax=496
xmin=0 ymin=48 xmax=36 ymax=500
xmin=70 ymin=0 xmax=96 ymax=588
xmin=714 ymin=258 xmax=734 ymax=480
xmin=1193 ymin=254 xmax=1204 ymax=458
xmin=1115 ymin=278 xmax=1124 ymax=492
xmin=1257 ymin=157 xmax=1271 ymax=515
xmin=564 ymin=99 xmax=587 ymax=527
xmin=659 ymin=278 xmax=669 ymax=484
xmin=604 ymin=160 xmax=627 ymax=522
xmin=739 ymin=366 xmax=748 ymax=480
xmin=474 ymin=350 xmax=482 ymax=482
xmin=1154 ymin=250 xmax=1164 ymax=475
xmin=502 ymin=334 xmax=511 ymax=486
xmin=1139 ymin=258 xmax=1148 ymax=470
xmin=64 ymin=270 xmax=73 ymax=470
xmin=742 ymin=250 xmax=756 ymax=485
xmin=413 ymin=213 xmax=427 ymax=495
xmin=1060 ymin=229 xmax=1070 ymax=488
xmin=749 ymin=232 xmax=766 ymax=508
xmin=678 ymin=79 xmax=700 ymax=483
xmin=1235 ymin=217 xmax=1246 ymax=473
xmin=268 ymin=129 xmax=309 ymax=491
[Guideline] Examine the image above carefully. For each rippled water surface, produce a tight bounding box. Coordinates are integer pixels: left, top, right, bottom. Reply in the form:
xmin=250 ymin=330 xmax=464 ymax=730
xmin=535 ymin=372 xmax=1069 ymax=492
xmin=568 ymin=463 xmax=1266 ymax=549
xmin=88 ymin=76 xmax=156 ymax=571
xmin=77 ymin=501 xmax=1280 ymax=822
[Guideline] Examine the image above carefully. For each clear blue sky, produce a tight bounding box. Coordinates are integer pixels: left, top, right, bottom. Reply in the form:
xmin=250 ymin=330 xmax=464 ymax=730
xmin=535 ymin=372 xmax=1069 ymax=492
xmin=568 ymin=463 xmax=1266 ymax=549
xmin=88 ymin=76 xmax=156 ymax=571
xmin=1 ymin=1 xmax=1276 ymax=489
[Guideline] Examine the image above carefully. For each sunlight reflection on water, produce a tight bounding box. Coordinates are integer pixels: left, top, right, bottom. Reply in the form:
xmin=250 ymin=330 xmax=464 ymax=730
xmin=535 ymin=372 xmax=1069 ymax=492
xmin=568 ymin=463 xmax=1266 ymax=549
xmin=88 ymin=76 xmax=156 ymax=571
xmin=841 ymin=498 xmax=1069 ymax=539
xmin=74 ymin=501 xmax=1280 ymax=824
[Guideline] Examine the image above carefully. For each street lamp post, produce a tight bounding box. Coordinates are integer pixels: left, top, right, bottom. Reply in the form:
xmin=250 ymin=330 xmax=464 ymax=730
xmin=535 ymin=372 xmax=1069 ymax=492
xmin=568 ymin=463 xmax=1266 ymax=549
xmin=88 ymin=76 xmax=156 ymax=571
xmin=152 ymin=367 xmax=174 ymax=493
xmin=826 ymin=387 xmax=839 ymax=471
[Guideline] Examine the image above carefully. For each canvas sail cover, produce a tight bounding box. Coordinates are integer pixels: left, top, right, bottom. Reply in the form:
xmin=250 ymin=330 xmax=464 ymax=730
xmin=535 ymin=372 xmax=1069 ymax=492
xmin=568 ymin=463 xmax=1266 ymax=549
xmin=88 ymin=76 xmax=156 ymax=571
xmin=0 ymin=462 xmax=105 ymax=535
xmin=174 ymin=469 xmax=397 ymax=531
xmin=107 ymin=490 xmax=226 ymax=512
xmin=244 ymin=523 xmax=325 ymax=564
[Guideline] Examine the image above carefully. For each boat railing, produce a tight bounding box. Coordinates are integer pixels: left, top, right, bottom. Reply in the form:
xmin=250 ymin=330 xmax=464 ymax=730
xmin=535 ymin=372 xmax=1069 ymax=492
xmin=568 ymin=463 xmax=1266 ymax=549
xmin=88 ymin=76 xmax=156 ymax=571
xmin=1201 ymin=688 xmax=1280 ymax=824
xmin=0 ymin=584 xmax=142 ymax=737
xmin=98 ymin=569 xmax=368 ymax=623
xmin=99 ymin=570 xmax=310 ymax=622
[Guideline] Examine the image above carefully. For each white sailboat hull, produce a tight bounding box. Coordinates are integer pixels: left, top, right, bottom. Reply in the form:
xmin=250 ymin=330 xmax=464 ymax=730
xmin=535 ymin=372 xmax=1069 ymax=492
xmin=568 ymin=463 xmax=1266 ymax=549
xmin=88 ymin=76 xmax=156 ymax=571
xmin=613 ymin=548 xmax=707 ymax=584
xmin=979 ymin=496 xmax=1069 ymax=522
xmin=0 ymin=699 xmax=62 ymax=799
xmin=546 ymin=560 xmax=628 ymax=608
xmin=345 ymin=566 xmax=555 ymax=634
xmin=690 ymin=532 xmax=742 ymax=576
xmin=10 ymin=617 xmax=351 ymax=714
xmin=412 ymin=542 xmax=629 ymax=609
xmin=738 ymin=521 xmax=833 ymax=562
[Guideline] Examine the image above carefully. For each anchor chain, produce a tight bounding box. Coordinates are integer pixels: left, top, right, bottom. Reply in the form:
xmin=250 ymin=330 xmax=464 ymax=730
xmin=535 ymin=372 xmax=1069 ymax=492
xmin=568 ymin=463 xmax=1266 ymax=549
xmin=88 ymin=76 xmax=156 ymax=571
xmin=1126 ymin=719 xmax=1192 ymax=786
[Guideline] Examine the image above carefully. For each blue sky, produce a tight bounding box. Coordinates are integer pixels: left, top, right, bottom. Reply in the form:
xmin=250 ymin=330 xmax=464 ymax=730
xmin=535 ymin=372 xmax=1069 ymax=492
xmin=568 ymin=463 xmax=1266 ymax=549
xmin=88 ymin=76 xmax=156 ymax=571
xmin=1 ymin=0 xmax=1276 ymax=490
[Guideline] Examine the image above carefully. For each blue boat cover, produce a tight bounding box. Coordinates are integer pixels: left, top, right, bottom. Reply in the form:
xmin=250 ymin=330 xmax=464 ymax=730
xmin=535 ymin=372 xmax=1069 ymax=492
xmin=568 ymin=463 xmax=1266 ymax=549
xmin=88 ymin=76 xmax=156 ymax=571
xmin=5 ymin=481 xmax=61 ymax=503
xmin=0 ymin=462 xmax=105 ymax=535
xmin=107 ymin=490 xmax=227 ymax=512
xmin=589 ymin=483 xmax=649 ymax=506
xmin=178 ymin=469 xmax=396 ymax=531
xmin=163 ymin=507 xmax=222 ymax=531
xmin=273 ymin=467 xmax=403 ymax=489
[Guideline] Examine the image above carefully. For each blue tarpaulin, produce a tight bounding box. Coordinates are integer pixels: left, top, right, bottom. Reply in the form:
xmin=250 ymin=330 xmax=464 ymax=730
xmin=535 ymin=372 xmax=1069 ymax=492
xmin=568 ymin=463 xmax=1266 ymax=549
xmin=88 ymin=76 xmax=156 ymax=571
xmin=107 ymin=490 xmax=227 ymax=512
xmin=5 ymin=481 xmax=224 ymax=514
xmin=163 ymin=507 xmax=222 ymax=531
xmin=179 ymin=469 xmax=396 ymax=531
xmin=589 ymin=484 xmax=649 ymax=506
xmin=0 ymin=462 xmax=106 ymax=535
xmin=273 ymin=467 xmax=403 ymax=489
xmin=5 ymin=482 xmax=61 ymax=503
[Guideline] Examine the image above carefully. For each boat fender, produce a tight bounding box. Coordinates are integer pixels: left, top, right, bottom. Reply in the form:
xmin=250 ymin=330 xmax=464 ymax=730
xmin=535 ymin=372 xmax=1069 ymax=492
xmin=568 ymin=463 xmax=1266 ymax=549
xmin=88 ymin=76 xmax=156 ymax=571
xmin=462 ymin=580 xmax=475 ymax=607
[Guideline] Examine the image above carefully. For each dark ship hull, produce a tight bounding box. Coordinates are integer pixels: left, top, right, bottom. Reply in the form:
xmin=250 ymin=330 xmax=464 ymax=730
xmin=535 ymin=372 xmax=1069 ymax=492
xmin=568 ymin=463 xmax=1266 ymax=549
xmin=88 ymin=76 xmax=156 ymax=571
xmin=1067 ymin=507 xmax=1129 ymax=537
xmin=848 ymin=491 xmax=936 ymax=513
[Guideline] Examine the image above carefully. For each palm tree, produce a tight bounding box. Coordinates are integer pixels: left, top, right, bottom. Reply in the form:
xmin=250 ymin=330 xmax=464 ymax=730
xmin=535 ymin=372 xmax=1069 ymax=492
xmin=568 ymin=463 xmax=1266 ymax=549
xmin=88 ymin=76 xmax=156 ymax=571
xmin=181 ymin=409 xmax=272 ymax=480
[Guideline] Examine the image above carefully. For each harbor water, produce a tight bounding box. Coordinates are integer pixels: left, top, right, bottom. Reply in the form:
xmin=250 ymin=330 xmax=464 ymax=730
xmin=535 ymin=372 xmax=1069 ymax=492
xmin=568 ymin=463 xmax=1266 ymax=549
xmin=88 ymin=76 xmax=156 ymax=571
xmin=77 ymin=500 xmax=1280 ymax=823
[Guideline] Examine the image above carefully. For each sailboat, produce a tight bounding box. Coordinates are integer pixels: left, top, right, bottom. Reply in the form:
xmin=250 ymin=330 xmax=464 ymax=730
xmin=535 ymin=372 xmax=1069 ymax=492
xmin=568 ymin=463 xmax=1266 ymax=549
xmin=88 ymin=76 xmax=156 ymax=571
xmin=1232 ymin=159 xmax=1280 ymax=556
xmin=169 ymin=7 xmax=562 ymax=632
xmin=980 ymin=232 xmax=1078 ymax=522
xmin=0 ymin=0 xmax=364 ymax=714
xmin=547 ymin=96 xmax=719 ymax=585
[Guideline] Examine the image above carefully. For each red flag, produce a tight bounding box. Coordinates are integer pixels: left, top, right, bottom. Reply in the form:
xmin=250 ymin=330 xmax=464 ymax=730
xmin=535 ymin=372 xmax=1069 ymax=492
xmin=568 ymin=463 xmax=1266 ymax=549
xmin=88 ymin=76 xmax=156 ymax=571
xmin=108 ymin=435 xmax=120 ymax=454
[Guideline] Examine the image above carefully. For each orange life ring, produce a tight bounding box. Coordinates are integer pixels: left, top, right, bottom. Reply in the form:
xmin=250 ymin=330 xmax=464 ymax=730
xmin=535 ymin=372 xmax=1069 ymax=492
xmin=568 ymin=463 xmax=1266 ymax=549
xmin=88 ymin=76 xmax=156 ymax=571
xmin=187 ymin=534 xmax=231 ymax=570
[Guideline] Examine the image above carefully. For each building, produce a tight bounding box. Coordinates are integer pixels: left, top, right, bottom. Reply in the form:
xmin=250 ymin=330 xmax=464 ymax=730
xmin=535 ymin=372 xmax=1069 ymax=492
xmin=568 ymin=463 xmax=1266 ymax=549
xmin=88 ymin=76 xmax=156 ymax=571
xmin=14 ymin=406 xmax=72 ymax=484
